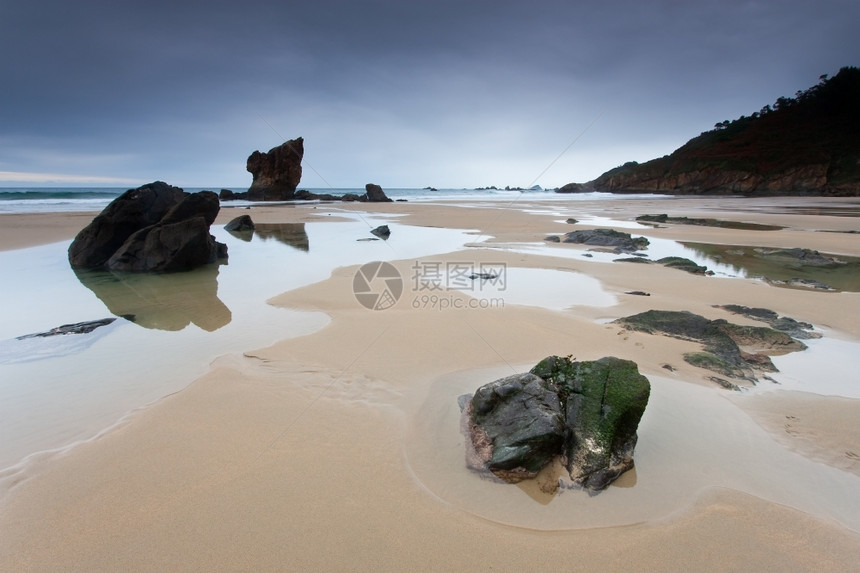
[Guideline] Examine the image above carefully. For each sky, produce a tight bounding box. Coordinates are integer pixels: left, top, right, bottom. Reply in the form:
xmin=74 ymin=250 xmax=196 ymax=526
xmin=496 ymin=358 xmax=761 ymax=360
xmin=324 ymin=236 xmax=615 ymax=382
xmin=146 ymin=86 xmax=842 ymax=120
xmin=1 ymin=0 xmax=857 ymax=189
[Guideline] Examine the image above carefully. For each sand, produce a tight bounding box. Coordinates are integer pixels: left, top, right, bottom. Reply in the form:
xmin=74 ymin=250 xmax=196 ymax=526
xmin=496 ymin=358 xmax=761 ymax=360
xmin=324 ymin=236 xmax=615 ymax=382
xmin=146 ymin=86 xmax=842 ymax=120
xmin=1 ymin=196 xmax=859 ymax=571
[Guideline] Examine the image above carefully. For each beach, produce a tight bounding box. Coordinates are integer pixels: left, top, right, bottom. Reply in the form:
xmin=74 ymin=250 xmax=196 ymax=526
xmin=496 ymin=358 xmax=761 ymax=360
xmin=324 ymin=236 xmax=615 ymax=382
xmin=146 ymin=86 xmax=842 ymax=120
xmin=1 ymin=195 xmax=859 ymax=571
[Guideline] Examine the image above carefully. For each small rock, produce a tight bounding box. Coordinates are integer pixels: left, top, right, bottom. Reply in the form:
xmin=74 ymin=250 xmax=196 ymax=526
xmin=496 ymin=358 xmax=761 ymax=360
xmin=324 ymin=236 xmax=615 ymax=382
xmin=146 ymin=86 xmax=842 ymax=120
xmin=370 ymin=225 xmax=391 ymax=239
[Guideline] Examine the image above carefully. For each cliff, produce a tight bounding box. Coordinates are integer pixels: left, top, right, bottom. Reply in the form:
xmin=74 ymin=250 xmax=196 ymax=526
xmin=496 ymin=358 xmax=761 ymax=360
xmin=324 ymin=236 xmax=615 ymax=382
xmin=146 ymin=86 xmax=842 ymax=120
xmin=581 ymin=67 xmax=860 ymax=196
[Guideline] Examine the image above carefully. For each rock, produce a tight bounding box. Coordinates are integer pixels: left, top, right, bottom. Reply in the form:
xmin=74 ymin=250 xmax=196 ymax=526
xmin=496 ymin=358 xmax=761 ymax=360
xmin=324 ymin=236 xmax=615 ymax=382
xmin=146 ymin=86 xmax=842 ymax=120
xmin=656 ymin=256 xmax=710 ymax=274
xmin=468 ymin=272 xmax=498 ymax=281
xmin=556 ymin=183 xmax=588 ymax=194
xmin=106 ymin=216 xmax=222 ymax=272
xmin=68 ymin=182 xmax=227 ymax=272
xmin=754 ymin=247 xmax=845 ymax=268
xmin=467 ymin=372 xmax=565 ymax=482
xmin=614 ymin=310 xmax=807 ymax=384
xmin=370 ymin=225 xmax=390 ymax=239
xmin=562 ymin=229 xmax=650 ymax=253
xmin=364 ymin=183 xmax=393 ymax=202
xmin=636 ymin=214 xmax=783 ymax=231
xmin=767 ymin=277 xmax=836 ymax=291
xmin=68 ymin=181 xmax=185 ymax=268
xmin=219 ymin=189 xmax=243 ymax=200
xmin=565 ymin=218 xmax=579 ymax=224
xmin=544 ymin=235 xmax=561 ymax=243
xmin=16 ymin=318 xmax=117 ymax=339
xmin=246 ymin=138 xmax=304 ymax=201
xmin=224 ymin=215 xmax=255 ymax=233
xmin=465 ymin=356 xmax=651 ymax=491
xmin=716 ymin=304 xmax=821 ymax=340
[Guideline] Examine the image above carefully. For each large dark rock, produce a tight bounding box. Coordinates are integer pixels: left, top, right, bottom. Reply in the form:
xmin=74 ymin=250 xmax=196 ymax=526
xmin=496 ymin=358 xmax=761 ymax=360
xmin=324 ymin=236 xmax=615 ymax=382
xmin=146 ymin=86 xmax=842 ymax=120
xmin=466 ymin=356 xmax=651 ymax=491
xmin=246 ymin=138 xmax=304 ymax=201
xmin=68 ymin=181 xmax=185 ymax=268
xmin=68 ymin=182 xmax=227 ymax=272
xmin=364 ymin=183 xmax=393 ymax=202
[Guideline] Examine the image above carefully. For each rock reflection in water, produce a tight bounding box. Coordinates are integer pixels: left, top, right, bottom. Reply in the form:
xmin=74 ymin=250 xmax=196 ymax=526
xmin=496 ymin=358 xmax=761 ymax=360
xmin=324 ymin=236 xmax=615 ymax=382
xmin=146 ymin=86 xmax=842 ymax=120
xmin=74 ymin=263 xmax=231 ymax=331
xmin=683 ymin=242 xmax=860 ymax=292
xmin=227 ymin=223 xmax=309 ymax=252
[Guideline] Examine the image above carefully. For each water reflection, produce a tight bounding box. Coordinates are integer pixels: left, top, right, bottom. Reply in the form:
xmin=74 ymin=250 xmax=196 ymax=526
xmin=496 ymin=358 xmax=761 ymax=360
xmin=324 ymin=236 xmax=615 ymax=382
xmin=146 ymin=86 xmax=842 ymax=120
xmin=228 ymin=223 xmax=309 ymax=252
xmin=74 ymin=264 xmax=232 ymax=331
xmin=683 ymin=243 xmax=860 ymax=292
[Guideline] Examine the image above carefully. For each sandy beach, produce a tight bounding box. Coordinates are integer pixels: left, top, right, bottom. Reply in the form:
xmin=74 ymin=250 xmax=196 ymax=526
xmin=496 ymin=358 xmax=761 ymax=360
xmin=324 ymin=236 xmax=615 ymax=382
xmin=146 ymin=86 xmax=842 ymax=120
xmin=1 ymin=196 xmax=859 ymax=571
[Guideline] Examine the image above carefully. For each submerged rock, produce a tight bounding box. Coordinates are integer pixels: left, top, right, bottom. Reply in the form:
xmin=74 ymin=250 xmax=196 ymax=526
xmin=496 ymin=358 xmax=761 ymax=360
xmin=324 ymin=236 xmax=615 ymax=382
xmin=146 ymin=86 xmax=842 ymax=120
xmin=466 ymin=356 xmax=651 ymax=491
xmin=562 ymin=229 xmax=649 ymax=253
xmin=754 ymin=247 xmax=846 ymax=268
xmin=716 ymin=304 xmax=821 ymax=340
xmin=656 ymin=256 xmax=711 ymax=275
xmin=16 ymin=318 xmax=117 ymax=339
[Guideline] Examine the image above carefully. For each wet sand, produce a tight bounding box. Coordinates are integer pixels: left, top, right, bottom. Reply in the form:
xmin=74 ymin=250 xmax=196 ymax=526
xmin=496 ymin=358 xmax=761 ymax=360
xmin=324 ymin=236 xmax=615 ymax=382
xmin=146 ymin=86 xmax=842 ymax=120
xmin=1 ymin=196 xmax=860 ymax=571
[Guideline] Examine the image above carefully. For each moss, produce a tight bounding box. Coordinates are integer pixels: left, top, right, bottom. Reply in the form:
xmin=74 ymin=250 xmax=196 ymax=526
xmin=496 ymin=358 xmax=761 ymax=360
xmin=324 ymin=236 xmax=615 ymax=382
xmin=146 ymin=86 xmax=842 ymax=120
xmin=530 ymin=356 xmax=650 ymax=486
xmin=615 ymin=310 xmax=808 ymax=384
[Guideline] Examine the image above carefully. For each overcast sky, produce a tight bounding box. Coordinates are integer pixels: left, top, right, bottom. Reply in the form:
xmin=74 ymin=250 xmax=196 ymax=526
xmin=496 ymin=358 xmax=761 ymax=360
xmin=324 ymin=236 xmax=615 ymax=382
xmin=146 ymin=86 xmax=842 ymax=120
xmin=1 ymin=0 xmax=857 ymax=189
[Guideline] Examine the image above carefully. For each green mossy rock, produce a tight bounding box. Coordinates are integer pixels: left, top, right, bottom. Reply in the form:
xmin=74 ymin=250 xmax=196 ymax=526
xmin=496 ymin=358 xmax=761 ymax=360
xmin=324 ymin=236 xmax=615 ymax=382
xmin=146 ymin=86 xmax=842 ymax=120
xmin=614 ymin=310 xmax=807 ymax=384
xmin=531 ymin=356 xmax=651 ymax=490
xmin=467 ymin=356 xmax=651 ymax=491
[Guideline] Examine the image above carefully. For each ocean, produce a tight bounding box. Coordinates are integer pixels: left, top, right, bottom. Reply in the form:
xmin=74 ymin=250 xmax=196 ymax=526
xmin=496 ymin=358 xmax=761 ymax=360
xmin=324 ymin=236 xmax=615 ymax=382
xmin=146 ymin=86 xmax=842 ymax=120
xmin=0 ymin=186 xmax=620 ymax=214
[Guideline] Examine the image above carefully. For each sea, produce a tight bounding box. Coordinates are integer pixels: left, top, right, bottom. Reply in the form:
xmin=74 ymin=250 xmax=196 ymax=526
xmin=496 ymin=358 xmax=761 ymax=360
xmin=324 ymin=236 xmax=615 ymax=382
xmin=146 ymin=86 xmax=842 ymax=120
xmin=0 ymin=186 xmax=618 ymax=214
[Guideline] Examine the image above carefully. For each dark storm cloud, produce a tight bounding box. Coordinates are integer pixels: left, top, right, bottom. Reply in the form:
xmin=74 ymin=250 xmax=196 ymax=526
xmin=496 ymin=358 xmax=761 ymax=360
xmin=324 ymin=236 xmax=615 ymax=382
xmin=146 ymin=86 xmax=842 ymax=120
xmin=1 ymin=0 xmax=858 ymax=187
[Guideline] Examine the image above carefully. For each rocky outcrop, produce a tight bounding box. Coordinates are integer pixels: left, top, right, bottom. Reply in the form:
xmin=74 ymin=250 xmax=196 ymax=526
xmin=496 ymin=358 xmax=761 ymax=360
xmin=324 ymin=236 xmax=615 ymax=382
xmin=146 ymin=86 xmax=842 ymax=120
xmin=16 ymin=318 xmax=117 ymax=339
xmin=68 ymin=181 xmax=226 ymax=272
xmin=465 ymin=356 xmax=651 ymax=491
xmin=614 ymin=310 xmax=807 ymax=384
xmin=246 ymin=138 xmax=304 ymax=201
xmin=560 ymin=229 xmax=649 ymax=253
xmin=636 ymin=214 xmax=783 ymax=231
xmin=363 ymin=183 xmax=393 ymax=202
xmin=715 ymin=305 xmax=821 ymax=340
xmin=556 ymin=182 xmax=587 ymax=193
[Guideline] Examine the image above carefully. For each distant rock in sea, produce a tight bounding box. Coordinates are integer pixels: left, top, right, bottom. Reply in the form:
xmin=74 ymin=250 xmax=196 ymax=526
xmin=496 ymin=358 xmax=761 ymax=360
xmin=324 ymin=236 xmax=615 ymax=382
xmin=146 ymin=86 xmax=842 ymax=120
xmin=246 ymin=138 xmax=304 ymax=201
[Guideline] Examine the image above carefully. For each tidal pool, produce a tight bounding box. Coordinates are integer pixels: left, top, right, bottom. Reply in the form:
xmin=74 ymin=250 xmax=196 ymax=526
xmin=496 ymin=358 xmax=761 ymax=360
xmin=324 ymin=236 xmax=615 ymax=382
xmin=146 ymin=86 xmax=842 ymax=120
xmin=0 ymin=217 xmax=480 ymax=471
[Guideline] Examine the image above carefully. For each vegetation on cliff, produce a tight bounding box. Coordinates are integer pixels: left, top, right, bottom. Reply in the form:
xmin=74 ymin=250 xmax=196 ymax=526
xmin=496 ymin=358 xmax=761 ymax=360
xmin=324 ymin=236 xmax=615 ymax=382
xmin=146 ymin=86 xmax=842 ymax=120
xmin=584 ymin=66 xmax=860 ymax=196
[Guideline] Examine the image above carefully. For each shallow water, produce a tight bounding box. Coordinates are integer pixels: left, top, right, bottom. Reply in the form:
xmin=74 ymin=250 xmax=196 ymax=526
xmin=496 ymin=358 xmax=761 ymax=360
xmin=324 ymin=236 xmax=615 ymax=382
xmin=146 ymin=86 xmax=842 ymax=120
xmin=683 ymin=242 xmax=860 ymax=292
xmin=0 ymin=216 xmax=481 ymax=470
